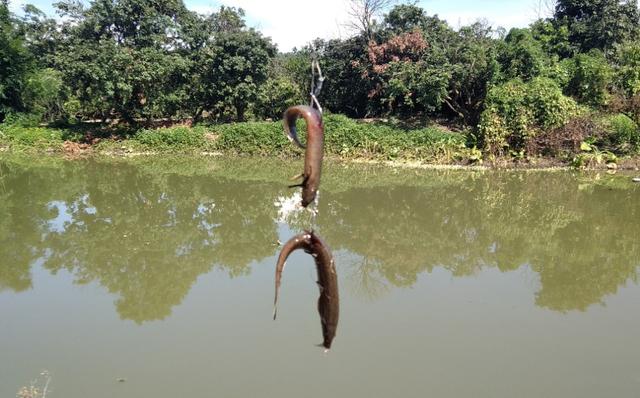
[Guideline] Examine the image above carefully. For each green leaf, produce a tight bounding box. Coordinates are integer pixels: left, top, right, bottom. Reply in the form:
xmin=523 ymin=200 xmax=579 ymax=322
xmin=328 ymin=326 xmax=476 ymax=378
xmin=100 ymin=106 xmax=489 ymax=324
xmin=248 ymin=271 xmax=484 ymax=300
xmin=580 ymin=142 xmax=592 ymax=152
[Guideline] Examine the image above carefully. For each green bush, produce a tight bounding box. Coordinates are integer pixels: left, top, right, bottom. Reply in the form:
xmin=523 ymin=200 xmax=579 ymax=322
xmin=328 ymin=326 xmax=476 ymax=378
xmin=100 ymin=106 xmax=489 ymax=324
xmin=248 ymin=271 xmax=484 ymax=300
xmin=253 ymin=77 xmax=303 ymax=120
xmin=1 ymin=114 xmax=468 ymax=163
xmin=0 ymin=123 xmax=66 ymax=147
xmin=542 ymin=58 xmax=572 ymax=90
xmin=210 ymin=113 xmax=465 ymax=161
xmin=613 ymin=42 xmax=640 ymax=97
xmin=1 ymin=112 xmax=42 ymax=127
xmin=23 ymin=68 xmax=65 ymax=122
xmin=603 ymin=113 xmax=640 ymax=153
xmin=478 ymin=77 xmax=579 ymax=154
xmin=499 ymin=28 xmax=547 ymax=81
xmin=134 ymin=126 xmax=207 ymax=149
xmin=323 ymin=114 xmax=463 ymax=157
xmin=565 ymin=50 xmax=613 ymax=107
xmin=211 ymin=120 xmax=290 ymax=155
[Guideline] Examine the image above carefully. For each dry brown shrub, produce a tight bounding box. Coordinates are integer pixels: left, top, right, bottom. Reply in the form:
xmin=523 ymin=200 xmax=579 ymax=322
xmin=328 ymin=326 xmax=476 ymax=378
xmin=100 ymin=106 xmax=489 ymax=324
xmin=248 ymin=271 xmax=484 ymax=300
xmin=80 ymin=131 xmax=102 ymax=145
xmin=362 ymin=30 xmax=429 ymax=101
xmin=607 ymin=92 xmax=640 ymax=124
xmin=607 ymin=92 xmax=628 ymax=114
xmin=367 ymin=30 xmax=428 ymax=73
xmin=62 ymin=140 xmax=91 ymax=156
xmin=527 ymin=117 xmax=602 ymax=156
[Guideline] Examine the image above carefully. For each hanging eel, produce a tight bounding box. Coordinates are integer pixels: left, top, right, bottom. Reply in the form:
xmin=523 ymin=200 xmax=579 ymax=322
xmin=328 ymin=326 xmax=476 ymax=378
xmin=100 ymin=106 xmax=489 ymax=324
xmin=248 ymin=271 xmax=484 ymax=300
xmin=283 ymin=105 xmax=324 ymax=208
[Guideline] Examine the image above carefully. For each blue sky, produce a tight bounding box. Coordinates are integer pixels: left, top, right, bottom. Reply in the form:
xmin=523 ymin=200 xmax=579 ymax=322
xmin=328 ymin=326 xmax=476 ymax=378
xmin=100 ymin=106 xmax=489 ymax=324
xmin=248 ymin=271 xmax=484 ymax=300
xmin=8 ymin=0 xmax=548 ymax=51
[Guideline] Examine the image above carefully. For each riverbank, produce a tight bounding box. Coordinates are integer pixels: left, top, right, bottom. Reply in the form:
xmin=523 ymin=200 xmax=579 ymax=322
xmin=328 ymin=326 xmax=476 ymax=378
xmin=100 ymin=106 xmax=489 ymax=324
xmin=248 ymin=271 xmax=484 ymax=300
xmin=1 ymin=115 xmax=639 ymax=170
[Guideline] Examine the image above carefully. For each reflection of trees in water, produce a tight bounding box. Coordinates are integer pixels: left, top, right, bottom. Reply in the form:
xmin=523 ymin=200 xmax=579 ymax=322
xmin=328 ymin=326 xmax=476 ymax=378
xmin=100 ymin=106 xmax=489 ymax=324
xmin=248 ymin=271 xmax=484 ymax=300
xmin=317 ymin=172 xmax=640 ymax=311
xmin=1 ymin=157 xmax=639 ymax=317
xmin=0 ymin=160 xmax=62 ymax=292
xmin=0 ymin=189 xmax=33 ymax=292
xmin=0 ymin=159 xmax=281 ymax=322
xmin=343 ymin=255 xmax=389 ymax=301
xmin=530 ymin=183 xmax=640 ymax=311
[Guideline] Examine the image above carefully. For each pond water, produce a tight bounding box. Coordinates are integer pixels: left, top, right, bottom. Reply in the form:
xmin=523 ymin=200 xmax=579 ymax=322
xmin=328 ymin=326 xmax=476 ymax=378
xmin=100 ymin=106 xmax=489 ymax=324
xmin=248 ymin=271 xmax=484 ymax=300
xmin=1 ymin=155 xmax=639 ymax=398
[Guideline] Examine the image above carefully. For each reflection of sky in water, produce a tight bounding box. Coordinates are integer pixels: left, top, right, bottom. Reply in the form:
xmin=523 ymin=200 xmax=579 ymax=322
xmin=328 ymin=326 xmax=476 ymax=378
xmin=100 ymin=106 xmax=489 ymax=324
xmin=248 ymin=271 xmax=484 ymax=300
xmin=175 ymin=243 xmax=193 ymax=257
xmin=164 ymin=206 xmax=177 ymax=227
xmin=196 ymin=202 xmax=215 ymax=216
xmin=45 ymin=195 xmax=108 ymax=234
xmin=195 ymin=202 xmax=220 ymax=242
xmin=46 ymin=200 xmax=73 ymax=233
xmin=46 ymin=194 xmax=98 ymax=233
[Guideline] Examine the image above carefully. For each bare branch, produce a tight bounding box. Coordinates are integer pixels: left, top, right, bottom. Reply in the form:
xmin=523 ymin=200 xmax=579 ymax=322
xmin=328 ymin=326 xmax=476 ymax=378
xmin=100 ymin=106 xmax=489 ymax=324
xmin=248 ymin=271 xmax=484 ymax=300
xmin=532 ymin=0 xmax=556 ymax=20
xmin=345 ymin=0 xmax=397 ymax=40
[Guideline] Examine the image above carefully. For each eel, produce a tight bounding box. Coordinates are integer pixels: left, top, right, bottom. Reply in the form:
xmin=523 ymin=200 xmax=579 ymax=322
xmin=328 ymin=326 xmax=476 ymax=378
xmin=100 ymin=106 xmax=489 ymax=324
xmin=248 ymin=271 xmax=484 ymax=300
xmin=283 ymin=105 xmax=324 ymax=208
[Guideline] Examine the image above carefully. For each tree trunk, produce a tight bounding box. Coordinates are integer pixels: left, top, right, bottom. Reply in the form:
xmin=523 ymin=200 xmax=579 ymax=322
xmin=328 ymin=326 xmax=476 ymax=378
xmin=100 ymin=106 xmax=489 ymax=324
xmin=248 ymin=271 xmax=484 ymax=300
xmin=235 ymin=104 xmax=246 ymax=122
xmin=193 ymin=107 xmax=204 ymax=124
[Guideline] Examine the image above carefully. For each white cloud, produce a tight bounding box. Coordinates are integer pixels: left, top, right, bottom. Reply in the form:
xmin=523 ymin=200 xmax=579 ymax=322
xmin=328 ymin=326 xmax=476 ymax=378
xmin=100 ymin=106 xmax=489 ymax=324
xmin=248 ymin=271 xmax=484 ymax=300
xmin=201 ymin=0 xmax=535 ymax=51
xmin=6 ymin=0 xmax=536 ymax=51
xmin=438 ymin=9 xmax=534 ymax=31
xmin=214 ymin=0 xmax=353 ymax=51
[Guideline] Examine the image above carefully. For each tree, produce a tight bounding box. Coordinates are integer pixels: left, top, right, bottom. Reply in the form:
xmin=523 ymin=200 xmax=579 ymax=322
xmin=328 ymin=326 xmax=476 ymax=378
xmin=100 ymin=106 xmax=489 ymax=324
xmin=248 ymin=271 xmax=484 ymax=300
xmin=499 ymin=28 xmax=548 ymax=81
xmin=53 ymin=0 xmax=197 ymax=121
xmin=383 ymin=3 xmax=429 ymax=34
xmin=254 ymin=55 xmax=306 ymax=120
xmin=310 ymin=37 xmax=373 ymax=117
xmin=613 ymin=41 xmax=640 ymax=96
xmin=382 ymin=4 xmax=457 ymax=47
xmin=565 ymin=50 xmax=613 ymax=107
xmin=381 ymin=7 xmax=500 ymax=123
xmin=19 ymin=4 xmax=60 ymax=68
xmin=202 ymin=29 xmax=276 ymax=121
xmin=210 ymin=5 xmax=245 ymax=33
xmin=363 ymin=29 xmax=449 ymax=115
xmin=187 ymin=7 xmax=275 ymax=122
xmin=442 ymin=21 xmax=501 ymax=125
xmin=554 ymin=0 xmax=640 ymax=53
xmin=0 ymin=1 xmax=33 ymax=120
xmin=530 ymin=18 xmax=573 ymax=58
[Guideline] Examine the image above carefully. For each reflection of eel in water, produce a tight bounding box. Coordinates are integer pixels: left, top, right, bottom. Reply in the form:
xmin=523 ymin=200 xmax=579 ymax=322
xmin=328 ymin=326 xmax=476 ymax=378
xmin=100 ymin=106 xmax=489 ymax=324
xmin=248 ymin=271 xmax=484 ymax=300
xmin=283 ymin=105 xmax=324 ymax=208
xmin=273 ymin=230 xmax=339 ymax=350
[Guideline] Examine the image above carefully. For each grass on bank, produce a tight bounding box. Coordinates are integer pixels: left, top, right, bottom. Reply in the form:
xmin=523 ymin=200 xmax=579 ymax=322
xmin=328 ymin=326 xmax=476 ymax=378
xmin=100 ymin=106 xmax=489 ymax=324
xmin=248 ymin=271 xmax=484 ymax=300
xmin=0 ymin=114 xmax=471 ymax=163
xmin=1 ymin=112 xmax=638 ymax=166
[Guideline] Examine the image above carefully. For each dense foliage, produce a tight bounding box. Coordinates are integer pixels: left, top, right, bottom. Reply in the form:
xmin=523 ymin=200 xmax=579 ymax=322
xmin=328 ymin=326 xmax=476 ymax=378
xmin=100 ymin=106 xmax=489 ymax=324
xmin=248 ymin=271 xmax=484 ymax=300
xmin=0 ymin=0 xmax=32 ymax=119
xmin=479 ymin=77 xmax=580 ymax=154
xmin=2 ymin=0 xmax=640 ymax=159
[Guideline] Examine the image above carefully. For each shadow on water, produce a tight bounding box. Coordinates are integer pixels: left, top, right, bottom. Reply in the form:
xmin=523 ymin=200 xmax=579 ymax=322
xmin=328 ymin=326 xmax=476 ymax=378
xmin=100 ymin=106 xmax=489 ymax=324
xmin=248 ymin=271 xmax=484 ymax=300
xmin=1 ymin=155 xmax=639 ymax=321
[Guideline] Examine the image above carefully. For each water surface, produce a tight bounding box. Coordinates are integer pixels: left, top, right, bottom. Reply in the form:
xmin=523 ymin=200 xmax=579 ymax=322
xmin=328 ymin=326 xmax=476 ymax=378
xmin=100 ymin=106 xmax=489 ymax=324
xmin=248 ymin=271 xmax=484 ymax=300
xmin=1 ymin=156 xmax=639 ymax=397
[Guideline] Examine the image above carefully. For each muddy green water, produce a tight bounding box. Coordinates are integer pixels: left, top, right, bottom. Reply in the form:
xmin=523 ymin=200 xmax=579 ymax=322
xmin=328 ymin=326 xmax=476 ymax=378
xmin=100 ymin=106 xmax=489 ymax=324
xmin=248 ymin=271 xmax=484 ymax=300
xmin=1 ymin=155 xmax=639 ymax=397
